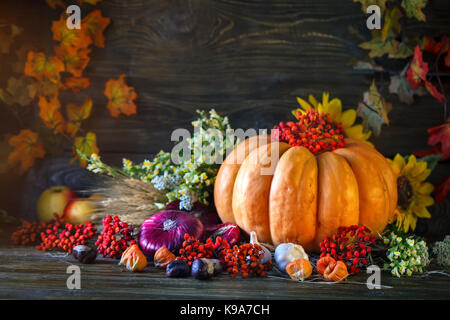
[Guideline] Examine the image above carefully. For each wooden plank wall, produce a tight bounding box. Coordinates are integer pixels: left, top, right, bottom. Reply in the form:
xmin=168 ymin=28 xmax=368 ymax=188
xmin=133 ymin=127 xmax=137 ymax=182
xmin=0 ymin=0 xmax=449 ymax=240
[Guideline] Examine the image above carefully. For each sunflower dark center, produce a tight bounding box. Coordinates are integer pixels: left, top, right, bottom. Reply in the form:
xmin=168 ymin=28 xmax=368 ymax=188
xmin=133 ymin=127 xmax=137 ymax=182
xmin=397 ymin=176 xmax=413 ymax=209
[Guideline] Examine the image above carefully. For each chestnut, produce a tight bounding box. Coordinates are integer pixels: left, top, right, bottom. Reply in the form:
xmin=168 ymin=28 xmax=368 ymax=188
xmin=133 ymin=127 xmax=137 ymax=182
xmin=191 ymin=258 xmax=222 ymax=280
xmin=72 ymin=245 xmax=97 ymax=264
xmin=166 ymin=260 xmax=190 ymax=278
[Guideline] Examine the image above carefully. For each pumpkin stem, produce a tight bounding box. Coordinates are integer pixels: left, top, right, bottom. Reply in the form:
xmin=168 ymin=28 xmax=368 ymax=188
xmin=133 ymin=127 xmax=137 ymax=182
xmin=249 ymin=231 xmax=258 ymax=245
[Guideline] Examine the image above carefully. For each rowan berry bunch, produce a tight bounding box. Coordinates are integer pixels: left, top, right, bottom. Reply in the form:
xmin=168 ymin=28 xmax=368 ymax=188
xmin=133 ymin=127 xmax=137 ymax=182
xmin=176 ymin=233 xmax=217 ymax=266
xmin=95 ymin=214 xmax=136 ymax=259
xmin=36 ymin=214 xmax=96 ymax=253
xmin=320 ymin=225 xmax=376 ymax=274
xmin=220 ymin=242 xmax=272 ymax=278
xmin=11 ymin=220 xmax=49 ymax=246
xmin=272 ymin=109 xmax=345 ymax=154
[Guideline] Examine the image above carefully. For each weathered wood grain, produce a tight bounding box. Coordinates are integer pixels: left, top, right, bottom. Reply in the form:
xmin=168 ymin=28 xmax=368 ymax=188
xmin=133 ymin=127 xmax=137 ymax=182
xmin=0 ymin=242 xmax=449 ymax=300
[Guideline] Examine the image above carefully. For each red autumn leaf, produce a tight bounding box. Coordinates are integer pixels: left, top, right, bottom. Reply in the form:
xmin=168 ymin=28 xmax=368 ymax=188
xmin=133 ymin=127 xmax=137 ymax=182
xmin=424 ymin=81 xmax=447 ymax=105
xmin=82 ymin=9 xmax=110 ymax=48
xmin=427 ymin=120 xmax=450 ymax=160
xmin=445 ymin=50 xmax=450 ymax=68
xmin=52 ymin=13 xmax=92 ymax=49
xmin=434 ymin=175 xmax=450 ymax=204
xmin=66 ymin=97 xmax=93 ymax=137
xmin=24 ymin=51 xmax=65 ymax=84
xmin=54 ymin=45 xmax=91 ymax=78
xmin=38 ymin=96 xmax=66 ymax=134
xmin=406 ymin=45 xmax=428 ymax=90
xmin=413 ymin=145 xmax=442 ymax=158
xmin=73 ymin=132 xmax=100 ymax=167
xmin=8 ymin=129 xmax=45 ymax=172
xmin=104 ymin=74 xmax=138 ymax=118
xmin=64 ymin=77 xmax=91 ymax=93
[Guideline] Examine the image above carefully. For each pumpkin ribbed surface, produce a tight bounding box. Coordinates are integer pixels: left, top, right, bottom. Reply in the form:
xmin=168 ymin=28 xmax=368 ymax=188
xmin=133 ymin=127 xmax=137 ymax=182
xmin=214 ymin=136 xmax=397 ymax=251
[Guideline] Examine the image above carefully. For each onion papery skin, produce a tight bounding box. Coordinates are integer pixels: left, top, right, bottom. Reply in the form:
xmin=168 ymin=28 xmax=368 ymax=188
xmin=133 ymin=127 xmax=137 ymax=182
xmin=165 ymin=200 xmax=221 ymax=229
xmin=138 ymin=210 xmax=204 ymax=258
xmin=204 ymin=223 xmax=241 ymax=247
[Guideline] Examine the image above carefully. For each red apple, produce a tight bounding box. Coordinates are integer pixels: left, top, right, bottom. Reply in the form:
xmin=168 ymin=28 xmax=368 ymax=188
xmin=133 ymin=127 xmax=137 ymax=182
xmin=64 ymin=199 xmax=97 ymax=225
xmin=37 ymin=186 xmax=76 ymax=222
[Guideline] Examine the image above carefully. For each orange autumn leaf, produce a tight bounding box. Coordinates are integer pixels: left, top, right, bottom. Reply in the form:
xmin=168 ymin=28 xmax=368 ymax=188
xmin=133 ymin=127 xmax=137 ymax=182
xmin=24 ymin=51 xmax=65 ymax=84
xmin=65 ymin=77 xmax=91 ymax=93
xmin=8 ymin=130 xmax=45 ymax=172
xmin=38 ymin=96 xmax=66 ymax=134
xmin=66 ymin=97 xmax=93 ymax=137
xmin=45 ymin=0 xmax=65 ymax=9
xmin=78 ymin=0 xmax=103 ymax=5
xmin=104 ymin=74 xmax=138 ymax=118
xmin=82 ymin=9 xmax=111 ymax=48
xmin=73 ymin=132 xmax=99 ymax=167
xmin=54 ymin=45 xmax=91 ymax=78
xmin=52 ymin=13 xmax=92 ymax=49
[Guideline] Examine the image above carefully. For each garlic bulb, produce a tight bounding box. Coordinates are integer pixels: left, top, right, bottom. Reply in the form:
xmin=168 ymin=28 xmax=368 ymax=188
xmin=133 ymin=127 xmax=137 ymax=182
xmin=249 ymin=231 xmax=272 ymax=264
xmin=274 ymin=243 xmax=309 ymax=271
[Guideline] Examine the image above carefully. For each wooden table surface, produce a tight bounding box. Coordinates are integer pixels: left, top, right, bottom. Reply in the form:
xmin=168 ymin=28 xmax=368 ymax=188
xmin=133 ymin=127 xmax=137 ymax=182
xmin=1 ymin=241 xmax=449 ymax=300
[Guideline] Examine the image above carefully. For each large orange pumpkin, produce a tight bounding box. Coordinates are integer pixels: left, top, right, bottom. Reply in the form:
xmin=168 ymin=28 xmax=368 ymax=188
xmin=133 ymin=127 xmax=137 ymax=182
xmin=214 ymin=135 xmax=397 ymax=251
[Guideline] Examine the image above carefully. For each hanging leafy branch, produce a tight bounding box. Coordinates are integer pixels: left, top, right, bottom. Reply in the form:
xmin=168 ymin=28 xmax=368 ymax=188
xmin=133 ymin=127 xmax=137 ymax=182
xmin=1 ymin=0 xmax=138 ymax=174
xmin=353 ymin=0 xmax=449 ymax=202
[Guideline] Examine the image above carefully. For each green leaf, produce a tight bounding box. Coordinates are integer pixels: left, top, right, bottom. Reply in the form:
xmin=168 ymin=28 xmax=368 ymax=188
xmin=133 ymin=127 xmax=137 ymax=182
xmin=382 ymin=7 xmax=403 ymax=41
xmin=402 ymin=0 xmax=427 ymax=22
xmin=389 ymin=75 xmax=414 ymax=104
xmin=357 ymin=80 xmax=392 ymax=136
xmin=418 ymin=153 xmax=443 ymax=171
xmin=389 ymin=42 xmax=414 ymax=59
xmin=360 ymin=37 xmax=399 ymax=58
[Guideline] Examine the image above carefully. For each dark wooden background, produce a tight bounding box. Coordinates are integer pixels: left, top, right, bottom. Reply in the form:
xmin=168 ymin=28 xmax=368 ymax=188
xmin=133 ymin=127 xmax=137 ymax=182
xmin=1 ymin=0 xmax=449 ymax=241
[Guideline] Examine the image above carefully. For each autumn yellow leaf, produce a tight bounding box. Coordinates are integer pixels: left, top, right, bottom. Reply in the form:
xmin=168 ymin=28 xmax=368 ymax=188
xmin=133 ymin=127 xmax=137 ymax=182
xmin=24 ymin=51 xmax=65 ymax=84
xmin=82 ymin=9 xmax=111 ymax=48
xmin=52 ymin=13 xmax=92 ymax=49
xmin=8 ymin=130 xmax=45 ymax=172
xmin=73 ymin=132 xmax=99 ymax=167
xmin=38 ymin=96 xmax=66 ymax=134
xmin=64 ymin=77 xmax=91 ymax=93
xmin=45 ymin=0 xmax=65 ymax=9
xmin=66 ymin=97 xmax=93 ymax=137
xmin=104 ymin=74 xmax=138 ymax=118
xmin=54 ymin=45 xmax=91 ymax=78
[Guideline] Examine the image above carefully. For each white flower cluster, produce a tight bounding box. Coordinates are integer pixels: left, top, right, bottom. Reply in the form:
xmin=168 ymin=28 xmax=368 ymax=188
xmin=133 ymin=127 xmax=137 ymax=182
xmin=432 ymin=235 xmax=450 ymax=267
xmin=383 ymin=232 xmax=429 ymax=277
xmin=117 ymin=109 xmax=236 ymax=210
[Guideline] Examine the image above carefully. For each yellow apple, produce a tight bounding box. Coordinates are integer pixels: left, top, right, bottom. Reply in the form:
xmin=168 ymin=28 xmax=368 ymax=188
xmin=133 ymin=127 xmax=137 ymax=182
xmin=64 ymin=199 xmax=97 ymax=225
xmin=37 ymin=186 xmax=76 ymax=222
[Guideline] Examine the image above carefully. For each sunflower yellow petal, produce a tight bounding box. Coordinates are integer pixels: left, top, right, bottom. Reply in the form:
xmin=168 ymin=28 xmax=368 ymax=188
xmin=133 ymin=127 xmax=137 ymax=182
xmin=415 ymin=168 xmax=431 ymax=182
xmin=322 ymin=92 xmax=329 ymax=106
xmin=404 ymin=155 xmax=417 ymax=175
xmin=317 ymin=103 xmax=324 ymax=114
xmin=327 ymin=98 xmax=343 ymax=121
xmin=412 ymin=205 xmax=432 ymax=218
xmin=308 ymin=94 xmax=319 ymax=108
xmin=392 ymin=154 xmax=406 ymax=174
xmin=418 ymin=182 xmax=434 ymax=195
xmin=339 ymin=109 xmax=357 ymax=129
xmin=409 ymin=214 xmax=417 ymax=231
xmin=296 ymin=97 xmax=312 ymax=112
xmin=416 ymin=194 xmax=434 ymax=207
xmin=344 ymin=124 xmax=371 ymax=142
xmin=410 ymin=161 xmax=427 ymax=178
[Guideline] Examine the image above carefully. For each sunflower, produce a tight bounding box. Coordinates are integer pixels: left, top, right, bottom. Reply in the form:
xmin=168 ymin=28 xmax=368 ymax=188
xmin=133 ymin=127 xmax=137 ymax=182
xmin=293 ymin=92 xmax=373 ymax=146
xmin=388 ymin=154 xmax=434 ymax=233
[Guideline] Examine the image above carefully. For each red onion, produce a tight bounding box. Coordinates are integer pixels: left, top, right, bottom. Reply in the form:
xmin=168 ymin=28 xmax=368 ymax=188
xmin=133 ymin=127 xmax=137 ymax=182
xmin=204 ymin=223 xmax=241 ymax=247
xmin=138 ymin=210 xmax=203 ymax=258
xmin=165 ymin=200 xmax=221 ymax=229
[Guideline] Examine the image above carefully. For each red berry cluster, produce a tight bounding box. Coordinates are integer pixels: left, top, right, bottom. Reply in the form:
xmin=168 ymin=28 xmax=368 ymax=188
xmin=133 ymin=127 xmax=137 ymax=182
xmin=320 ymin=225 xmax=375 ymax=274
xmin=11 ymin=220 xmax=49 ymax=246
xmin=95 ymin=215 xmax=136 ymax=259
xmin=176 ymin=233 xmax=217 ymax=267
xmin=272 ymin=109 xmax=345 ymax=154
xmin=220 ymin=242 xmax=272 ymax=278
xmin=36 ymin=214 xmax=96 ymax=253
